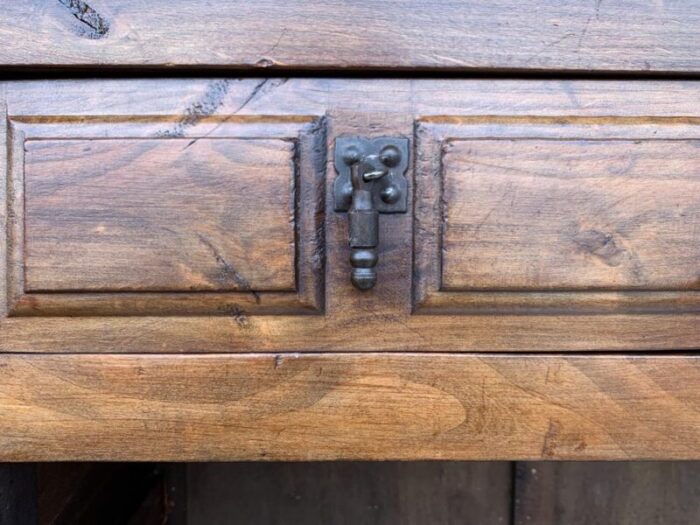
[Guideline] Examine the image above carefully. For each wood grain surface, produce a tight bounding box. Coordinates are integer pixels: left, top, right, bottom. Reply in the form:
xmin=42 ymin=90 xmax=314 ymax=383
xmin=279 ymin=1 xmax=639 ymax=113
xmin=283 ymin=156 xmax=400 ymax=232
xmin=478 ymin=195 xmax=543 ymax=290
xmin=187 ymin=462 xmax=700 ymax=525
xmin=441 ymin=138 xmax=700 ymax=290
xmin=1 ymin=79 xmax=698 ymax=352
xmin=24 ymin=138 xmax=296 ymax=292
xmin=1 ymin=1 xmax=700 ymax=72
xmin=0 ymin=353 xmax=698 ymax=461
xmin=0 ymin=95 xmax=7 ymax=321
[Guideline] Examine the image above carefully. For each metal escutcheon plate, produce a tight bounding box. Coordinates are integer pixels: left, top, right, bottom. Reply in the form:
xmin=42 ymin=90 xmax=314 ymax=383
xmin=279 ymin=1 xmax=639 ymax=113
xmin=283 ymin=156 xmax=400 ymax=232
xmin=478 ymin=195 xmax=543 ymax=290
xmin=333 ymin=136 xmax=409 ymax=213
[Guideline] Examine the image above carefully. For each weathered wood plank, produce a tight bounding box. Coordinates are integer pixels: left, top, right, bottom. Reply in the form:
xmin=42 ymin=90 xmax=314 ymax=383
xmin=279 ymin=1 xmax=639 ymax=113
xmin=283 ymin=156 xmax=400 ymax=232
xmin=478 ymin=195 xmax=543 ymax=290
xmin=187 ymin=462 xmax=512 ymax=525
xmin=0 ymin=353 xmax=698 ymax=461
xmin=513 ymin=462 xmax=700 ymax=525
xmin=1 ymin=1 xmax=700 ymax=72
xmin=7 ymin=79 xmax=700 ymax=119
xmin=3 ymin=315 xmax=700 ymax=353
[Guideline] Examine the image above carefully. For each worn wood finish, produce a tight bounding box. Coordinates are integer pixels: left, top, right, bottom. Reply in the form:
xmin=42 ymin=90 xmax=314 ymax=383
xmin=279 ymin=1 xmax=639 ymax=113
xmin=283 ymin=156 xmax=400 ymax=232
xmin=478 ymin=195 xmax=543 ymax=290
xmin=513 ymin=462 xmax=700 ymax=525
xmin=1 ymin=79 xmax=699 ymax=352
xmin=24 ymin=138 xmax=296 ymax=292
xmin=187 ymin=462 xmax=512 ymax=525
xmin=441 ymin=139 xmax=700 ymax=290
xmin=2 ymin=1 xmax=700 ymax=72
xmin=0 ymin=353 xmax=698 ymax=461
xmin=3 ymin=315 xmax=699 ymax=353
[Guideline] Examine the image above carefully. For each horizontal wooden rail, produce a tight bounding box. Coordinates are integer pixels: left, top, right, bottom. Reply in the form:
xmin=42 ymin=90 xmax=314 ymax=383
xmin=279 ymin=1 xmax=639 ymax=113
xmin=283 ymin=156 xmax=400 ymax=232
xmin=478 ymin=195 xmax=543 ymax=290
xmin=1 ymin=353 xmax=698 ymax=461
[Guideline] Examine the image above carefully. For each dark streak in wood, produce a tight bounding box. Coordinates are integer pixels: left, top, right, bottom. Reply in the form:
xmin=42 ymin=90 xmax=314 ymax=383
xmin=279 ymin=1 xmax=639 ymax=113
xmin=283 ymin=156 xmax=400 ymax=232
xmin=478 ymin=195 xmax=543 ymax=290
xmin=156 ymin=79 xmax=231 ymax=138
xmin=195 ymin=232 xmax=255 ymax=293
xmin=220 ymin=305 xmax=251 ymax=328
xmin=183 ymin=78 xmax=289 ymax=150
xmin=57 ymin=0 xmax=110 ymax=39
xmin=573 ymin=229 xmax=626 ymax=267
xmin=541 ymin=418 xmax=561 ymax=458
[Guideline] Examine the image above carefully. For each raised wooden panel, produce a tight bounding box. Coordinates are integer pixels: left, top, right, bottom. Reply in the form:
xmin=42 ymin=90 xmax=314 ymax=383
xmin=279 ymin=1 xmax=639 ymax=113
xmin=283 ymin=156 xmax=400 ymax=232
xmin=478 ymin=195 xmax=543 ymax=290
xmin=7 ymin=116 xmax=325 ymax=316
xmin=0 ymin=353 xmax=698 ymax=461
xmin=442 ymin=139 xmax=700 ymax=290
xmin=1 ymin=1 xmax=700 ymax=72
xmin=414 ymin=118 xmax=700 ymax=314
xmin=24 ymin=138 xmax=296 ymax=292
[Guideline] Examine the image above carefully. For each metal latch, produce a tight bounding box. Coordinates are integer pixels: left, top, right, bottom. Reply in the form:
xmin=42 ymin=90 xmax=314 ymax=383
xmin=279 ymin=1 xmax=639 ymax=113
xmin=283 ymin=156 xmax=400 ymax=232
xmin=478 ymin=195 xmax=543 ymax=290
xmin=333 ymin=137 xmax=409 ymax=290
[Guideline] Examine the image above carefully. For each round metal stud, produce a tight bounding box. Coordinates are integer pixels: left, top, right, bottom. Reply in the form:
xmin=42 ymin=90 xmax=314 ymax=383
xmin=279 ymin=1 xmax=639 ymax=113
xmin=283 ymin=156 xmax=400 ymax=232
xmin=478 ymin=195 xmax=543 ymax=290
xmin=379 ymin=145 xmax=401 ymax=167
xmin=342 ymin=146 xmax=361 ymax=165
xmin=380 ymin=185 xmax=400 ymax=204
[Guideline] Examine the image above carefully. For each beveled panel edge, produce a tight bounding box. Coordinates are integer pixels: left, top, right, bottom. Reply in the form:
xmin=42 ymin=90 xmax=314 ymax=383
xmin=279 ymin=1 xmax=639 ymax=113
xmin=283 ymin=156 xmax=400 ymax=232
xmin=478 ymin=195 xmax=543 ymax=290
xmin=6 ymin=122 xmax=24 ymax=316
xmin=0 ymin=92 xmax=7 ymax=319
xmin=416 ymin=291 xmax=700 ymax=316
xmin=6 ymin=116 xmax=327 ymax=316
xmin=412 ymin=118 xmax=700 ymax=315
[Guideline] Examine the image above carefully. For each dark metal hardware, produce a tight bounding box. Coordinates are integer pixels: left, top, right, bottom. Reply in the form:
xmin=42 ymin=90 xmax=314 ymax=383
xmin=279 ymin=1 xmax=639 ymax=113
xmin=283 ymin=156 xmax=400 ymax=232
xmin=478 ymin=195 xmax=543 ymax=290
xmin=334 ymin=137 xmax=409 ymax=290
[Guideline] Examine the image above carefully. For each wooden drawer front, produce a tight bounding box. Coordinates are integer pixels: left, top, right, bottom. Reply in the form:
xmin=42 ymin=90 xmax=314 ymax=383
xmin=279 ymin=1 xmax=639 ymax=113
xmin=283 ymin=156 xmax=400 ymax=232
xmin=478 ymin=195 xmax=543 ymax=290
xmin=1 ymin=79 xmax=698 ymax=352
xmin=415 ymin=119 xmax=700 ymax=314
xmin=7 ymin=112 xmax=325 ymax=316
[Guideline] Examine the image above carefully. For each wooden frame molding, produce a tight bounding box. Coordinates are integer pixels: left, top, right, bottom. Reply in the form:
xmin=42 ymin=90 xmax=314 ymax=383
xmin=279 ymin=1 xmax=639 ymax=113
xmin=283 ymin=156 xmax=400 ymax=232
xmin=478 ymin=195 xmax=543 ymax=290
xmin=0 ymin=353 xmax=698 ymax=461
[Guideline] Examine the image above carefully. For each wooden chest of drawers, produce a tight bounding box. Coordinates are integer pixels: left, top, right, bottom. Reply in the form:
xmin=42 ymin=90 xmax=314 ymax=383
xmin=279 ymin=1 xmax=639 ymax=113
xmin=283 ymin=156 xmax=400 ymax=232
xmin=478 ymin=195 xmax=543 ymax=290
xmin=1 ymin=1 xmax=698 ymax=461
